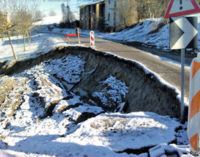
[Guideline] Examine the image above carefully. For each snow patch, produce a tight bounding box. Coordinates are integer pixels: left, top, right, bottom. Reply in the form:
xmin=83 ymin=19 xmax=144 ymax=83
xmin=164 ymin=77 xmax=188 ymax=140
xmin=97 ymin=18 xmax=170 ymax=50
xmin=93 ymin=75 xmax=128 ymax=110
xmin=57 ymin=112 xmax=180 ymax=152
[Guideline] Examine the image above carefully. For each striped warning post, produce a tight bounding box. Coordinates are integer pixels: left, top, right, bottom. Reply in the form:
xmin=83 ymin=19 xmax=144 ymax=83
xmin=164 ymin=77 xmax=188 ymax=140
xmin=188 ymin=53 xmax=200 ymax=153
xmin=90 ymin=31 xmax=95 ymax=48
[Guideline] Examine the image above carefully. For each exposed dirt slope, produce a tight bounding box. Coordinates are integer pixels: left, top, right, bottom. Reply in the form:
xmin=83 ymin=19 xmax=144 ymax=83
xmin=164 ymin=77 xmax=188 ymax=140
xmin=0 ymin=46 xmax=181 ymax=118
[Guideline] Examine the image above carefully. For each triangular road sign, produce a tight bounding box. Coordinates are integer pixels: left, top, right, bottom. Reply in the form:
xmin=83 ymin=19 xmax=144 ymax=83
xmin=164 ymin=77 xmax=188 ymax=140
xmin=164 ymin=0 xmax=200 ymax=18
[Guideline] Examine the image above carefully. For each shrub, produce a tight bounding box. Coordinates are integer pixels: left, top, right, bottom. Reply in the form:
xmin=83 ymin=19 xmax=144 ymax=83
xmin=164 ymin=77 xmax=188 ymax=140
xmin=0 ymin=77 xmax=16 ymax=106
xmin=149 ymin=19 xmax=169 ymax=34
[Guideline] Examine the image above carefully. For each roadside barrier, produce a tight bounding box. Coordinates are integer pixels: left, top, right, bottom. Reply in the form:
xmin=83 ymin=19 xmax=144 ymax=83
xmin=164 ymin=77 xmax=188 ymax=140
xmin=65 ymin=33 xmax=81 ymax=38
xmin=90 ymin=31 xmax=95 ymax=48
xmin=188 ymin=53 xmax=200 ymax=153
xmin=65 ymin=33 xmax=81 ymax=44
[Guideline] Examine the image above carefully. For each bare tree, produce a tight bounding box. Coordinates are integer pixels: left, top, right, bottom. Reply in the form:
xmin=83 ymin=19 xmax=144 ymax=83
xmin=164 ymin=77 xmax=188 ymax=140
xmin=136 ymin=0 xmax=168 ymax=21
xmin=12 ymin=8 xmax=32 ymax=51
xmin=11 ymin=0 xmax=40 ymax=51
xmin=33 ymin=10 xmax=43 ymax=22
xmin=0 ymin=0 xmax=17 ymax=59
xmin=118 ymin=0 xmax=137 ymax=29
xmin=61 ymin=2 xmax=75 ymax=24
xmin=0 ymin=12 xmax=5 ymax=42
xmin=0 ymin=12 xmax=17 ymax=60
xmin=0 ymin=0 xmax=40 ymax=59
xmin=0 ymin=0 xmax=7 ymax=42
xmin=61 ymin=1 xmax=76 ymax=28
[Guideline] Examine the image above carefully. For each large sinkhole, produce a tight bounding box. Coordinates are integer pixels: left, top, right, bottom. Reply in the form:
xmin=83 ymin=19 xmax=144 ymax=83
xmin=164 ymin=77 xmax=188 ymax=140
xmin=0 ymin=46 xmax=181 ymax=119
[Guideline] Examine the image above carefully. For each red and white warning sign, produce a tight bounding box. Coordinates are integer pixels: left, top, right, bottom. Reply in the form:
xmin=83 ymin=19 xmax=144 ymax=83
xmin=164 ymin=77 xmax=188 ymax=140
xmin=90 ymin=31 xmax=95 ymax=48
xmin=164 ymin=0 xmax=200 ymax=19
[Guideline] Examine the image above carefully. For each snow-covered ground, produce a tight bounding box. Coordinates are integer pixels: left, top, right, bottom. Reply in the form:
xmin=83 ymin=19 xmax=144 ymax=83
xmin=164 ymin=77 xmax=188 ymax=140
xmin=0 ymin=53 xmax=191 ymax=157
xmin=97 ymin=17 xmax=200 ymax=51
xmin=0 ymin=15 xmax=196 ymax=156
xmin=0 ymin=32 xmax=64 ymax=61
xmin=0 ymin=15 xmax=85 ymax=62
xmin=98 ymin=18 xmax=170 ymax=50
xmin=34 ymin=15 xmax=63 ymax=26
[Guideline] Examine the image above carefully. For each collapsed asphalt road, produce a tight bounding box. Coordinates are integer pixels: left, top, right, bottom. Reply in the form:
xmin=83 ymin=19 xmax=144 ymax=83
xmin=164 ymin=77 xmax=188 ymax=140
xmin=65 ymin=35 xmax=191 ymax=101
xmin=0 ymin=46 xmax=181 ymax=118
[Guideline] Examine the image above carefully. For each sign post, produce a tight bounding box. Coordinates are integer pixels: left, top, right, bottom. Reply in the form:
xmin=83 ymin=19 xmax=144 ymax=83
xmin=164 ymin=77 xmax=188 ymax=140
xmin=169 ymin=16 xmax=198 ymax=121
xmin=165 ymin=0 xmax=199 ymax=122
xmin=165 ymin=0 xmax=200 ymax=153
xmin=181 ymin=48 xmax=185 ymax=121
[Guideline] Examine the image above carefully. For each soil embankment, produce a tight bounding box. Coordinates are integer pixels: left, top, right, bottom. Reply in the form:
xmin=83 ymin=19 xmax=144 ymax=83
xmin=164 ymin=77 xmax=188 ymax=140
xmin=0 ymin=46 xmax=181 ymax=118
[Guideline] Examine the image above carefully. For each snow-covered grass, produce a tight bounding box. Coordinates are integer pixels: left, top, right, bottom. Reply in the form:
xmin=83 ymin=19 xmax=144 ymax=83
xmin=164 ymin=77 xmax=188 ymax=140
xmin=0 ymin=32 xmax=68 ymax=61
xmin=0 ymin=14 xmax=84 ymax=62
xmin=57 ymin=112 xmax=180 ymax=151
xmin=0 ymin=52 xmax=190 ymax=157
xmin=96 ymin=17 xmax=200 ymax=51
xmin=96 ymin=18 xmax=169 ymax=50
xmin=93 ymin=75 xmax=128 ymax=110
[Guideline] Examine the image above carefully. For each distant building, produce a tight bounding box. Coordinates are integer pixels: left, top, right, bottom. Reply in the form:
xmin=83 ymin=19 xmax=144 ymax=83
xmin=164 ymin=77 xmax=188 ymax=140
xmin=80 ymin=1 xmax=105 ymax=30
xmin=105 ymin=0 xmax=138 ymax=31
xmin=80 ymin=0 xmax=138 ymax=31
